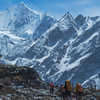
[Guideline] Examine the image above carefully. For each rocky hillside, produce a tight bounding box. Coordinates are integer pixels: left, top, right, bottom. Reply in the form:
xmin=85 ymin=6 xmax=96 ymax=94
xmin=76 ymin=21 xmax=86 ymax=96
xmin=0 ymin=63 xmax=46 ymax=88
xmin=0 ymin=64 xmax=50 ymax=100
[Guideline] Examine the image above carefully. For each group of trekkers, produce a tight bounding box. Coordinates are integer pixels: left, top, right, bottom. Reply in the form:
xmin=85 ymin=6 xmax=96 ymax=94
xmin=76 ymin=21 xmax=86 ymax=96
xmin=49 ymin=80 xmax=83 ymax=100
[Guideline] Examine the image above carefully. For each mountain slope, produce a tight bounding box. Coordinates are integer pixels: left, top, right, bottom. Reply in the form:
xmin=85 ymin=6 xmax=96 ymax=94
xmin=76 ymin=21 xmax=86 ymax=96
xmin=0 ymin=3 xmax=56 ymax=60
xmin=0 ymin=3 xmax=40 ymax=39
xmin=23 ymin=14 xmax=100 ymax=85
xmin=33 ymin=13 xmax=56 ymax=40
xmin=0 ymin=3 xmax=56 ymax=40
xmin=0 ymin=3 xmax=100 ymax=88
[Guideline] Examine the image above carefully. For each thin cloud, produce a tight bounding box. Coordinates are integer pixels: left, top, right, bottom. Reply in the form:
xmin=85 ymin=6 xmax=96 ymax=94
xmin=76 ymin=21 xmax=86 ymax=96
xmin=0 ymin=0 xmax=100 ymax=18
xmin=75 ymin=0 xmax=92 ymax=5
xmin=80 ymin=6 xmax=100 ymax=17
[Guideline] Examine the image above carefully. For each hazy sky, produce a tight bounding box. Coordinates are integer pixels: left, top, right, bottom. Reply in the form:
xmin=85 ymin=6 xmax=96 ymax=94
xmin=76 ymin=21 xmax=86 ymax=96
xmin=0 ymin=0 xmax=100 ymax=19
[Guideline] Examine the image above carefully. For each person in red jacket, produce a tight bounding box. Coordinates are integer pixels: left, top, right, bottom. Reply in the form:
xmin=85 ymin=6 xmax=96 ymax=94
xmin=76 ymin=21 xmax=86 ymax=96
xmin=49 ymin=82 xmax=54 ymax=95
xmin=75 ymin=83 xmax=83 ymax=100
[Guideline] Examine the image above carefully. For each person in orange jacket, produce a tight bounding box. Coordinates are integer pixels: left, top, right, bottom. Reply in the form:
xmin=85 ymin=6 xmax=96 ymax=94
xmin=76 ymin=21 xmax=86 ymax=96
xmin=64 ymin=80 xmax=72 ymax=100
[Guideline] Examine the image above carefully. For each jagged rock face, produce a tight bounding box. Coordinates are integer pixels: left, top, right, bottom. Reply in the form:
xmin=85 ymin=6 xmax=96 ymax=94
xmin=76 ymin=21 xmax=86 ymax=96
xmin=24 ymin=14 xmax=100 ymax=86
xmin=0 ymin=3 xmax=100 ymax=88
xmin=47 ymin=25 xmax=76 ymax=46
xmin=75 ymin=14 xmax=86 ymax=28
xmin=54 ymin=21 xmax=100 ymax=84
xmin=0 ymin=64 xmax=46 ymax=88
xmin=0 ymin=64 xmax=49 ymax=100
xmin=33 ymin=14 xmax=56 ymax=40
xmin=24 ymin=13 xmax=100 ymax=81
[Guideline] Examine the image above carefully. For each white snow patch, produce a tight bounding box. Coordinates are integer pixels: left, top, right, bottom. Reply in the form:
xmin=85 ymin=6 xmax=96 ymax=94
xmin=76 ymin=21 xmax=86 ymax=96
xmin=84 ymin=32 xmax=99 ymax=44
xmin=44 ymin=41 xmax=59 ymax=51
xmin=45 ymin=23 xmax=58 ymax=34
xmin=82 ymin=74 xmax=98 ymax=86
xmin=26 ymin=29 xmax=33 ymax=34
xmin=82 ymin=74 xmax=100 ymax=89
xmin=4 ymin=57 xmax=31 ymax=65
xmin=77 ymin=28 xmax=84 ymax=36
xmin=41 ymin=65 xmax=45 ymax=68
xmin=82 ymin=73 xmax=100 ymax=89
xmin=36 ymin=53 xmax=50 ymax=64
xmin=0 ymin=31 xmax=25 ymax=40
xmin=65 ymin=53 xmax=91 ymax=71
xmin=86 ymin=18 xmax=94 ymax=30
xmin=95 ymin=78 xmax=100 ymax=89
xmin=68 ymin=73 xmax=75 ymax=80
xmin=75 ymin=32 xmax=99 ymax=56
xmin=56 ymin=53 xmax=91 ymax=75
xmin=46 ymin=69 xmax=51 ymax=75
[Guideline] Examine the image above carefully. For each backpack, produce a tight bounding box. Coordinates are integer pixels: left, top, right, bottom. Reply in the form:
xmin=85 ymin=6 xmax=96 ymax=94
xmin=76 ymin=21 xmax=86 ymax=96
xmin=50 ymin=83 xmax=54 ymax=88
xmin=76 ymin=83 xmax=83 ymax=92
xmin=65 ymin=80 xmax=72 ymax=91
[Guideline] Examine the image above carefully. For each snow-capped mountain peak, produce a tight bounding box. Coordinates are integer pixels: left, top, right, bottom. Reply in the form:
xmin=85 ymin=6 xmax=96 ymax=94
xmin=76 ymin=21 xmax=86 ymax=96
xmin=59 ymin=12 xmax=73 ymax=22
xmin=15 ymin=2 xmax=40 ymax=16
xmin=0 ymin=3 xmax=57 ymax=40
xmin=0 ymin=2 xmax=41 ymax=34
xmin=58 ymin=12 xmax=78 ymax=31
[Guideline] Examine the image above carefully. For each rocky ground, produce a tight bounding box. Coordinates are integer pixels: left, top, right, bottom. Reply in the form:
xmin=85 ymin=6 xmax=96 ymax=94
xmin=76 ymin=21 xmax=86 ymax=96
xmin=0 ymin=64 xmax=100 ymax=100
xmin=0 ymin=64 xmax=48 ymax=100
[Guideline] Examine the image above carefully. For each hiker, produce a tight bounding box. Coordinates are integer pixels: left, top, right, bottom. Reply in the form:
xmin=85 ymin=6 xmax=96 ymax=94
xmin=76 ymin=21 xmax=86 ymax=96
xmin=0 ymin=54 xmax=2 ymax=58
xmin=60 ymin=85 xmax=66 ymax=100
xmin=49 ymin=82 xmax=54 ymax=95
xmin=65 ymin=80 xmax=72 ymax=100
xmin=94 ymin=84 xmax=96 ymax=91
xmin=0 ymin=55 xmax=2 ymax=64
xmin=75 ymin=83 xmax=83 ymax=100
